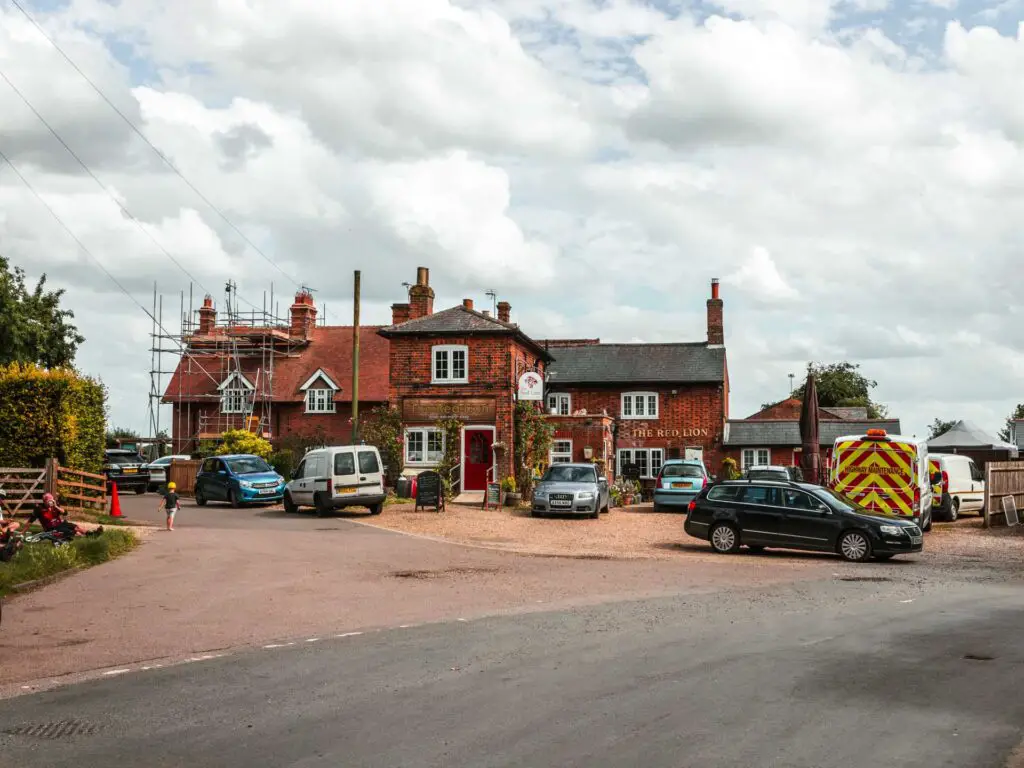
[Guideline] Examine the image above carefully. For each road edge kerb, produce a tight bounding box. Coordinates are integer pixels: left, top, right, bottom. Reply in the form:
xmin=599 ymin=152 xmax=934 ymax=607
xmin=8 ymin=566 xmax=87 ymax=594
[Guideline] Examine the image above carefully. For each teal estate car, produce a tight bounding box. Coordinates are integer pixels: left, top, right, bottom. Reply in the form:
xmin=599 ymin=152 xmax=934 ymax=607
xmin=653 ymin=459 xmax=709 ymax=511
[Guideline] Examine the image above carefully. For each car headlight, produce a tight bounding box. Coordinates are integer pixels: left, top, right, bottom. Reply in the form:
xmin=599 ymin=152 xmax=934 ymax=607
xmin=577 ymin=491 xmax=595 ymax=500
xmin=879 ymin=525 xmax=905 ymax=536
xmin=533 ymin=489 xmax=547 ymax=499
xmin=239 ymin=480 xmax=254 ymax=489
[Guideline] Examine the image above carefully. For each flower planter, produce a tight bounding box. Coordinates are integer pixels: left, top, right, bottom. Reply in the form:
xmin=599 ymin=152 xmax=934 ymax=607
xmin=504 ymin=492 xmax=522 ymax=507
xmin=622 ymin=495 xmax=634 ymax=506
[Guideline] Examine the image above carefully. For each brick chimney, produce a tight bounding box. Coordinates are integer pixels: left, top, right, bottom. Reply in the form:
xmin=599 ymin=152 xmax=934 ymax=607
xmin=391 ymin=303 xmax=410 ymax=325
xmin=463 ymin=298 xmax=474 ymax=311
xmin=497 ymin=301 xmax=511 ymax=323
xmin=707 ymin=279 xmax=724 ymax=346
xmin=289 ymin=290 xmax=318 ymax=338
xmin=409 ymin=267 xmax=434 ymax=320
xmin=197 ymin=295 xmax=216 ymax=335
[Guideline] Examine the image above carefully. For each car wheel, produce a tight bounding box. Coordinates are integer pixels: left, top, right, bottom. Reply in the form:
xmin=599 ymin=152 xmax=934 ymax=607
xmin=949 ymin=498 xmax=960 ymax=522
xmin=709 ymin=523 xmax=741 ymax=554
xmin=283 ymin=492 xmax=297 ymax=515
xmin=195 ymin=489 xmax=207 ymax=507
xmin=369 ymin=503 xmax=383 ymax=516
xmin=590 ymin=504 xmax=600 ymax=519
xmin=839 ymin=530 xmax=872 ymax=563
xmin=134 ymin=486 xmax=146 ymax=495
xmin=229 ymin=489 xmax=242 ymax=509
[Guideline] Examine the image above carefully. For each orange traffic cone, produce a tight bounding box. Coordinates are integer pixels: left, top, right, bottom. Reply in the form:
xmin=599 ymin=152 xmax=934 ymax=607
xmin=110 ymin=482 xmax=122 ymax=518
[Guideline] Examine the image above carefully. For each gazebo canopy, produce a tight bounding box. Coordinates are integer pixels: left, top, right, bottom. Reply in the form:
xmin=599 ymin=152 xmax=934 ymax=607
xmin=927 ymin=420 xmax=1018 ymax=451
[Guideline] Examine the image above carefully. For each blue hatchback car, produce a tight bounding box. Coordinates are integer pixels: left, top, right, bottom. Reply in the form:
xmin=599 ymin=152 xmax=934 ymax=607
xmin=653 ymin=459 xmax=709 ymax=511
xmin=194 ymin=454 xmax=286 ymax=508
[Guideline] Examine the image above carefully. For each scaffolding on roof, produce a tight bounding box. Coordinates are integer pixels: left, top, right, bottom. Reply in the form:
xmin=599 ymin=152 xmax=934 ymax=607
xmin=147 ymin=281 xmax=320 ymax=455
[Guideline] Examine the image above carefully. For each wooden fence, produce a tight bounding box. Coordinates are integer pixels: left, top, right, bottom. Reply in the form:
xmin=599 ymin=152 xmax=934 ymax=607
xmin=983 ymin=461 xmax=1024 ymax=528
xmin=0 ymin=466 xmax=47 ymax=513
xmin=168 ymin=460 xmax=202 ymax=497
xmin=0 ymin=460 xmax=107 ymax=517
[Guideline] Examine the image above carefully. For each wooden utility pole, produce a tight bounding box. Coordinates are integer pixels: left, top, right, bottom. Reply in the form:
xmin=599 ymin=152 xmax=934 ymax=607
xmin=352 ymin=270 xmax=361 ymax=443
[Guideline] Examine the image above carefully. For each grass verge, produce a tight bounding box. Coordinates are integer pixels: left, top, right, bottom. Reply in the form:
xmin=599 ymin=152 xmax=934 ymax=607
xmin=0 ymin=529 xmax=138 ymax=597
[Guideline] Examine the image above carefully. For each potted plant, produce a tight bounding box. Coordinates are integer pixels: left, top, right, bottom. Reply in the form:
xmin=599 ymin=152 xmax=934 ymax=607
xmin=501 ymin=476 xmax=520 ymax=506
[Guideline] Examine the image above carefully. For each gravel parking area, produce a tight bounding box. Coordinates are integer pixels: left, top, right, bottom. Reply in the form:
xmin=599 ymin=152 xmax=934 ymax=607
xmin=360 ymin=502 xmax=1024 ymax=566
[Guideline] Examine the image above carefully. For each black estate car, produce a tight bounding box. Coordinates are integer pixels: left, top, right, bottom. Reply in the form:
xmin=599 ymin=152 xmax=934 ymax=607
xmin=684 ymin=480 xmax=923 ymax=563
xmin=103 ymin=449 xmax=150 ymax=495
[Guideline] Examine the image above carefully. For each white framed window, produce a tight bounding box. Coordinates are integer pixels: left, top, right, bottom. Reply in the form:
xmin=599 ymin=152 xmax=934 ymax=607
xmin=218 ymin=372 xmax=253 ymax=414
xmin=741 ymin=448 xmax=771 ymax=469
xmin=617 ymin=448 xmax=664 ymax=479
xmin=305 ymin=388 xmax=336 ymax=413
xmin=405 ymin=428 xmax=445 ymax=465
xmin=432 ymin=345 xmax=468 ymax=384
xmin=300 ymin=369 xmax=340 ymax=413
xmin=621 ymin=392 xmax=659 ymax=420
xmin=550 ymin=440 xmax=573 ymax=464
xmin=547 ymin=393 xmax=571 ymax=415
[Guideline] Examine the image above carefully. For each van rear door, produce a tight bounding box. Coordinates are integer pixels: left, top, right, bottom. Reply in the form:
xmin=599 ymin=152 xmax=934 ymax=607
xmin=833 ymin=438 xmax=919 ymax=519
xmin=332 ymin=449 xmax=359 ymax=499
xmin=357 ymin=449 xmax=384 ymax=495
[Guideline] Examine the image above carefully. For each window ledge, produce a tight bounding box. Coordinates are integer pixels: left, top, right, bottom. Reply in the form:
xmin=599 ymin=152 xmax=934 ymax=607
xmin=431 ymin=379 xmax=469 ymax=385
xmin=620 ymin=415 xmax=659 ymax=420
xmin=305 ymin=409 xmax=337 ymax=415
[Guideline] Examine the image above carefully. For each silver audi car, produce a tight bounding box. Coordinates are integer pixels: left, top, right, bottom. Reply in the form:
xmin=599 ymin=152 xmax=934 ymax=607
xmin=531 ymin=463 xmax=610 ymax=518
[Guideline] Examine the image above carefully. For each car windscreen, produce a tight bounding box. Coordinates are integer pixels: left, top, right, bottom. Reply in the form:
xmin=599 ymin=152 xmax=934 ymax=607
xmin=106 ymin=454 xmax=143 ymax=466
xmin=746 ymin=470 xmax=788 ymax=481
xmin=227 ymin=457 xmax=272 ymax=475
xmin=661 ymin=464 xmax=703 ymax=478
xmin=542 ymin=466 xmax=596 ymax=483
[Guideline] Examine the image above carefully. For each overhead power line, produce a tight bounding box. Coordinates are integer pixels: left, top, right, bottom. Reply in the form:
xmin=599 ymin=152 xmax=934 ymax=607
xmin=8 ymin=0 xmax=301 ymax=290
xmin=0 ymin=146 xmax=222 ymax=389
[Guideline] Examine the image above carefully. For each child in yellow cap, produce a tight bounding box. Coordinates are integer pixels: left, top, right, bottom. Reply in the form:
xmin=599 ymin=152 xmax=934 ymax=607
xmin=159 ymin=481 xmax=180 ymax=531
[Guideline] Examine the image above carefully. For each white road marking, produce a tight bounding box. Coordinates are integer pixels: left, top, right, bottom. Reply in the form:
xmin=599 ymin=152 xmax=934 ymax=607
xmin=306 ymin=638 xmax=320 ymax=643
xmin=263 ymin=642 xmax=295 ymax=649
xmin=900 ymin=599 xmax=915 ymax=604
xmin=103 ymin=669 xmax=130 ymax=676
xmin=335 ymin=632 xmax=363 ymax=638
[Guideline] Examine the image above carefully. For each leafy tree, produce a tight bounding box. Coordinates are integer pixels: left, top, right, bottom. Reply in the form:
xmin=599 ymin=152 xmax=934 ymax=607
xmin=360 ymin=406 xmax=403 ymax=487
xmin=792 ymin=362 xmax=888 ymax=419
xmin=998 ymin=404 xmax=1024 ymax=443
xmin=106 ymin=426 xmax=141 ymax=448
xmin=928 ymin=419 xmax=957 ymax=440
xmin=214 ymin=429 xmax=273 ymax=459
xmin=0 ymin=254 xmax=84 ymax=368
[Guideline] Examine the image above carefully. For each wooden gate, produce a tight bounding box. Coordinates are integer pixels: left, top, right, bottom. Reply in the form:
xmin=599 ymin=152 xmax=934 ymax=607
xmin=0 ymin=467 xmax=47 ymax=513
xmin=168 ymin=460 xmax=202 ymax=497
xmin=984 ymin=461 xmax=1024 ymax=527
xmin=55 ymin=463 xmax=108 ymax=517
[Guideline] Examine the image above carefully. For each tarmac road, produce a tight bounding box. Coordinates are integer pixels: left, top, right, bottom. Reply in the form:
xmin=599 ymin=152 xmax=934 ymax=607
xmin=2 ymin=574 xmax=1022 ymax=767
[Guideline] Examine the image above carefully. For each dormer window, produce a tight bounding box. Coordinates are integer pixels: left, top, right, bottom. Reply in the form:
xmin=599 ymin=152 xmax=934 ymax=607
xmin=432 ymin=345 xmax=468 ymax=384
xmin=218 ymin=372 xmax=254 ymax=414
xmin=300 ymin=369 xmax=340 ymax=414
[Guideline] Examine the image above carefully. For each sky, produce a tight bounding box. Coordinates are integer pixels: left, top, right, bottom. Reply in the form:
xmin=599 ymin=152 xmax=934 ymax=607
xmin=1 ymin=0 xmax=1023 ymax=440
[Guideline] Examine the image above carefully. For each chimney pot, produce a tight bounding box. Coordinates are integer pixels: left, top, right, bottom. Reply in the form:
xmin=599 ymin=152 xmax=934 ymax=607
xmin=198 ymin=294 xmax=217 ymax=334
xmin=707 ymin=280 xmax=724 ymax=346
xmin=416 ymin=267 xmax=429 ymax=287
xmin=463 ymin=298 xmax=474 ymax=310
xmin=711 ymin=278 xmax=720 ymax=300
xmin=408 ymin=267 xmax=435 ymax=319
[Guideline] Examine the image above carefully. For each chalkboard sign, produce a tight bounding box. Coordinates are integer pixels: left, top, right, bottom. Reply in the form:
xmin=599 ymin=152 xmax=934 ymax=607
xmin=415 ymin=471 xmax=444 ymax=512
xmin=621 ymin=462 xmax=641 ymax=481
xmin=484 ymin=482 xmax=501 ymax=509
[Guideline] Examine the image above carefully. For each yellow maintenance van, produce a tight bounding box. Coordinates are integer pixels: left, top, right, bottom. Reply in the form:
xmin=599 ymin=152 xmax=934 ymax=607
xmin=830 ymin=429 xmax=934 ymax=532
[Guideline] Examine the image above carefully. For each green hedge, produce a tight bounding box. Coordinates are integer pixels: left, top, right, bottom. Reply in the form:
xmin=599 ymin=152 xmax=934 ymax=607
xmin=0 ymin=363 xmax=106 ymax=472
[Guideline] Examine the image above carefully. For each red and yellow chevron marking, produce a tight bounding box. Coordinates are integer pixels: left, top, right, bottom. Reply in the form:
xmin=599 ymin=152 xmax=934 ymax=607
xmin=929 ymin=459 xmax=942 ymax=507
xmin=831 ymin=439 xmax=918 ymax=517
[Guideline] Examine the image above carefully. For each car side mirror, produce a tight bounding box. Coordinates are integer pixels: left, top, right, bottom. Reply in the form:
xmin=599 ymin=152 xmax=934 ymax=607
xmin=815 ymin=504 xmax=830 ymax=516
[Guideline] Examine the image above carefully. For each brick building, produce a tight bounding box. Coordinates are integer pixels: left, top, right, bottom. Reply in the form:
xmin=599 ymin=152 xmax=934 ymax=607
xmin=723 ymin=397 xmax=901 ymax=474
xmin=163 ymin=291 xmax=389 ymax=453
xmin=378 ymin=268 xmax=553 ymax=492
xmin=541 ymin=280 xmax=729 ymax=488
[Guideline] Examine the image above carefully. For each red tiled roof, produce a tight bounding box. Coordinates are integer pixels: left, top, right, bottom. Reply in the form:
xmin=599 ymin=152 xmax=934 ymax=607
xmin=162 ymin=326 xmax=390 ymax=404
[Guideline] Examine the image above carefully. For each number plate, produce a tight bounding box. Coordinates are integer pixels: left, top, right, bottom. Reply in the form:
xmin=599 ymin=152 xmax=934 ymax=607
xmin=339 ymin=487 xmax=357 ymax=495
xmin=671 ymin=482 xmax=692 ymax=489
xmin=258 ymin=489 xmax=277 ymax=495
xmin=123 ymin=468 xmax=137 ymax=474
xmin=550 ymin=499 xmax=571 ymax=507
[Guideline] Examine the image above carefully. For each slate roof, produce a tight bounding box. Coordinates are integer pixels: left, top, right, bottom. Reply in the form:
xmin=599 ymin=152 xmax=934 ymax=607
xmin=163 ymin=326 xmax=390 ymax=404
xmin=725 ymin=419 xmax=903 ymax=447
xmin=824 ymin=406 xmax=869 ymax=420
xmin=546 ymin=343 xmax=726 ymax=385
xmin=927 ymin=420 xmax=1018 ymax=450
xmin=378 ymin=306 xmax=552 ymax=360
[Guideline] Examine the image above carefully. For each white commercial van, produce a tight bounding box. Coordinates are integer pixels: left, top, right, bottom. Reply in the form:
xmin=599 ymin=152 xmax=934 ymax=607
xmin=284 ymin=445 xmax=386 ymax=517
xmin=930 ymin=453 xmax=985 ymax=521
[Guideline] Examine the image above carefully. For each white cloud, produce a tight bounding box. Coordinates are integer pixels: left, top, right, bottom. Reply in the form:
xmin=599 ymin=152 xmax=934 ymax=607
xmin=2 ymin=0 xmax=1024 ymax=442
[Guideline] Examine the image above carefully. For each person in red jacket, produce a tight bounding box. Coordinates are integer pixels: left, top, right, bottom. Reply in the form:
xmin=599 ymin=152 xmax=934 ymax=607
xmin=27 ymin=494 xmax=102 ymax=539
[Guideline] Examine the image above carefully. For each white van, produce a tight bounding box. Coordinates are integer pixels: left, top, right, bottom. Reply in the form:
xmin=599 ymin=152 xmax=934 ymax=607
xmin=284 ymin=445 xmax=386 ymax=517
xmin=930 ymin=453 xmax=985 ymax=521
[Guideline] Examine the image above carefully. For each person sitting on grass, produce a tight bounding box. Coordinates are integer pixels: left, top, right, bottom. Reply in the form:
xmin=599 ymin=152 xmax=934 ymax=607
xmin=27 ymin=493 xmax=102 ymax=540
xmin=159 ymin=482 xmax=180 ymax=531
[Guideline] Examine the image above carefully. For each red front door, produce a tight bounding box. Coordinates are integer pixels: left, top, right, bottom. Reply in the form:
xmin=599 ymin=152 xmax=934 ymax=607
xmin=463 ymin=429 xmax=493 ymax=492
